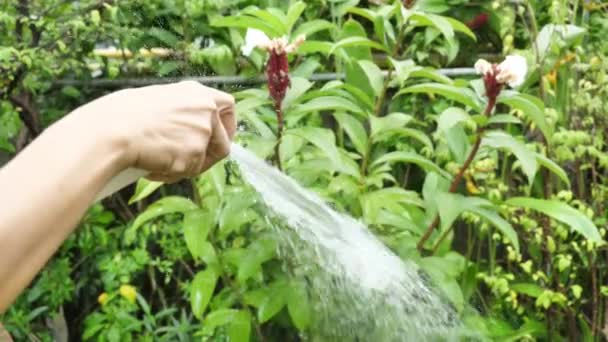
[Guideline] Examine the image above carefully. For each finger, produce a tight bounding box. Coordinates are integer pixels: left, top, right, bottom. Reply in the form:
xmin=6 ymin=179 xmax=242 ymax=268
xmin=200 ymin=109 xmax=231 ymax=172
xmin=206 ymin=87 xmax=237 ymax=140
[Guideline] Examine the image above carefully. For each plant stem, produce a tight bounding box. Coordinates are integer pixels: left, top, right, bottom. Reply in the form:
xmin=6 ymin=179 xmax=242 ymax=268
xmin=274 ymin=105 xmax=284 ymax=171
xmin=418 ymin=96 xmax=497 ymax=252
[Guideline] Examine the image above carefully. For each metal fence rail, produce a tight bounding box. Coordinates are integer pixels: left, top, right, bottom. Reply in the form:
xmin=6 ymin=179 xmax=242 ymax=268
xmin=55 ymin=68 xmax=478 ymax=88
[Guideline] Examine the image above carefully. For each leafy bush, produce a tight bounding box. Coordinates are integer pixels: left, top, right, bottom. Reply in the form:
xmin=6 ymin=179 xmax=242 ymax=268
xmin=1 ymin=0 xmax=608 ymax=340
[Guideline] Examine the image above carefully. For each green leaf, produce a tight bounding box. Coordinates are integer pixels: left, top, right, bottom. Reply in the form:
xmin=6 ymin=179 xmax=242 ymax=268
xmin=357 ymin=60 xmax=384 ymax=98
xmin=372 ymin=151 xmax=451 ymax=179
xmin=333 ymin=112 xmax=368 ymax=156
xmin=183 ymin=210 xmax=213 ymax=260
xmin=190 ymin=268 xmax=218 ymax=319
xmin=370 ymin=113 xmax=413 ymax=137
xmin=258 ymin=282 xmax=287 ymax=323
xmin=147 ymin=27 xmax=179 ymax=47
xmin=498 ymin=92 xmax=551 ymax=139
xmin=204 ymin=308 xmax=238 ymax=327
xmin=329 ymin=36 xmax=388 ymax=55
xmin=482 ymin=131 xmax=538 ymax=186
xmin=286 ymin=1 xmax=306 ymax=33
xmin=397 ymin=83 xmax=481 ymax=111
xmin=409 ymin=13 xmax=453 ymax=41
xmin=435 ymin=193 xmax=519 ymax=251
xmin=244 ymin=8 xmax=288 ymax=36
xmin=287 ymin=281 xmax=311 ymax=330
xmin=506 ymin=197 xmax=603 ymax=243
xmin=293 ymin=20 xmax=335 ymax=38
xmin=536 ymin=24 xmax=585 ymax=59
xmin=298 ymin=41 xmax=333 ymax=55
xmin=445 ymin=17 xmax=476 ymax=40
xmin=536 ymin=153 xmax=571 ymax=187
xmin=131 ymin=197 xmax=198 ymax=231
xmin=469 ymin=207 xmax=520 ymax=252
xmin=157 ymin=61 xmax=180 ymax=76
xmin=212 ymin=15 xmax=280 ymax=38
xmin=227 ymin=310 xmax=251 ymax=342
xmin=437 ymin=107 xmax=471 ymax=134
xmin=129 ymin=179 xmax=163 ymax=204
xmin=282 ymin=77 xmax=313 ymax=110
xmin=293 ymin=96 xmax=365 ymax=116
xmin=286 ymin=127 xmax=342 ymax=171
xmin=512 ymin=283 xmax=544 ymax=298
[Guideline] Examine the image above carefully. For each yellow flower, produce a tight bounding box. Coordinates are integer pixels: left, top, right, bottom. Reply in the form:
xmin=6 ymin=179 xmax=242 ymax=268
xmin=465 ymin=174 xmax=481 ymax=195
xmin=119 ymin=284 xmax=137 ymax=304
xmin=98 ymin=292 xmax=109 ymax=306
xmin=546 ymin=70 xmax=557 ymax=87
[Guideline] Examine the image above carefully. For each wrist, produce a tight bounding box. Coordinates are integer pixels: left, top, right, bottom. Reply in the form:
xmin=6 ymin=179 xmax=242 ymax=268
xmin=58 ymin=107 xmax=134 ymax=174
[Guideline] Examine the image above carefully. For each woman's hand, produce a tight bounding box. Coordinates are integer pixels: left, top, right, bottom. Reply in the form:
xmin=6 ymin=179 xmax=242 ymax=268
xmin=0 ymin=81 xmax=236 ymax=312
xmin=70 ymin=80 xmax=236 ymax=183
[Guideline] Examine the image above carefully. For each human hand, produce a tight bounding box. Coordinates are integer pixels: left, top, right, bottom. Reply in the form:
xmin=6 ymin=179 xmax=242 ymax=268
xmin=72 ymin=81 xmax=236 ymax=184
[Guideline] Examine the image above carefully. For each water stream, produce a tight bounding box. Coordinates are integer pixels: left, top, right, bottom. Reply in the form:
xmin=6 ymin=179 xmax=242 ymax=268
xmin=229 ymin=143 xmax=462 ymax=341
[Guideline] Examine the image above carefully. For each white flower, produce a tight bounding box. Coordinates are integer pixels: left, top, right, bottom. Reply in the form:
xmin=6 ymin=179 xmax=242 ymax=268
xmin=496 ymin=55 xmax=528 ymax=88
xmin=241 ymin=29 xmax=271 ymax=57
xmin=474 ymin=55 xmax=528 ymax=88
xmin=474 ymin=59 xmax=493 ymax=75
xmin=241 ymin=29 xmax=305 ymax=56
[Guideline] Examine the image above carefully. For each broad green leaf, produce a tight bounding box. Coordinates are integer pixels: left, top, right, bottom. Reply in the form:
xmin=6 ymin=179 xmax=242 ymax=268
xmin=357 ymin=60 xmax=384 ymax=98
xmin=329 ymin=36 xmax=388 ymax=55
xmin=199 ymin=45 xmax=236 ymax=75
xmin=147 ymin=27 xmax=179 ymax=47
xmin=536 ymin=24 xmax=585 ymax=58
xmin=409 ymin=13 xmax=453 ymax=41
xmin=298 ymin=41 xmax=333 ymax=55
xmin=498 ymin=92 xmax=550 ymax=139
xmin=536 ymin=153 xmax=571 ymax=187
xmin=373 ymin=128 xmax=434 ymax=151
xmin=212 ymin=16 xmax=280 ymax=37
xmin=286 ymin=2 xmax=306 ymax=33
xmin=131 ymin=197 xmax=198 ymax=231
xmin=506 ymin=197 xmax=602 ymax=243
xmin=220 ymin=191 xmax=257 ymax=235
xmin=446 ymin=17 xmax=476 ymax=40
xmin=293 ymin=20 xmax=335 ymax=38
xmin=258 ymin=282 xmax=287 ymax=323
xmin=372 ymin=152 xmax=451 ymax=179
xmin=370 ymin=113 xmax=413 ymax=137
xmin=183 ymin=210 xmax=213 ymax=260
xmin=333 ymin=112 xmax=368 ymax=156
xmin=293 ymin=96 xmax=365 ymax=116
xmin=286 ymin=127 xmax=342 ymax=171
xmin=397 ymin=83 xmax=481 ymax=111
xmin=227 ymin=310 xmax=251 ymax=342
xmin=482 ymin=131 xmax=538 ymax=185
xmin=435 ymin=193 xmax=519 ymax=251
xmin=512 ymin=283 xmax=544 ymax=298
xmin=469 ymin=207 xmax=520 ymax=252
xmin=244 ymin=8 xmax=288 ymax=36
xmin=282 ymin=77 xmax=313 ymax=110
xmin=204 ymin=308 xmax=238 ymax=327
xmin=287 ymin=281 xmax=311 ymax=330
xmin=437 ymin=107 xmax=471 ymax=134
xmin=129 ymin=178 xmax=163 ymax=204
xmin=445 ymin=125 xmax=470 ymax=164
xmin=191 ymin=268 xmax=218 ymax=319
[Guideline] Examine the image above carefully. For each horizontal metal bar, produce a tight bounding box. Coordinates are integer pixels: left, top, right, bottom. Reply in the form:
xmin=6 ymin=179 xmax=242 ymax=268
xmin=55 ymin=68 xmax=478 ymax=88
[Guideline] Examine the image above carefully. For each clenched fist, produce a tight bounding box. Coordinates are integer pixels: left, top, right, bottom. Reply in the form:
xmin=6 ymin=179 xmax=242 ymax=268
xmin=71 ymin=80 xmax=236 ymax=183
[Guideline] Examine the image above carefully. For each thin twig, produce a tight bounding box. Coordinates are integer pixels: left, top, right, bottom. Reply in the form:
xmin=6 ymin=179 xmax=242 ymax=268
xmin=418 ymin=96 xmax=497 ymax=252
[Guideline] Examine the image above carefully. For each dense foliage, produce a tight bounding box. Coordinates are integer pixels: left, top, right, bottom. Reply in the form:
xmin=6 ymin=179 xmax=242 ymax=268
xmin=1 ymin=0 xmax=608 ymax=340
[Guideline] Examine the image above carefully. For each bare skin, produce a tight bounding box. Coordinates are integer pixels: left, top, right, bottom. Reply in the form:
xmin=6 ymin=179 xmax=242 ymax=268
xmin=0 ymin=81 xmax=236 ymax=313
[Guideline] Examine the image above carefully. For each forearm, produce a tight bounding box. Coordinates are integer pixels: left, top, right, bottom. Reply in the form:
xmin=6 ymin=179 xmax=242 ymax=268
xmin=0 ymin=114 xmax=126 ymax=312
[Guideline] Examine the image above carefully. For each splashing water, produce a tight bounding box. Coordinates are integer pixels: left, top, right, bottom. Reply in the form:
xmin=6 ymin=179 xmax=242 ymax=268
xmin=229 ymin=143 xmax=462 ymax=341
